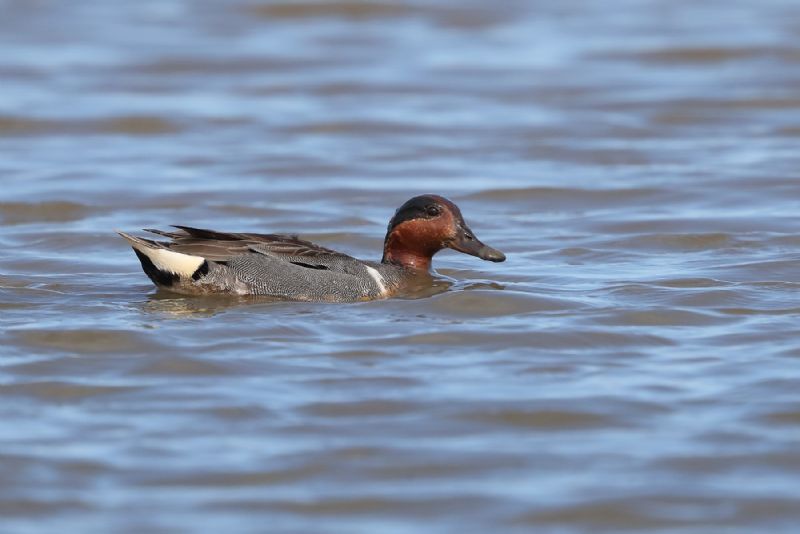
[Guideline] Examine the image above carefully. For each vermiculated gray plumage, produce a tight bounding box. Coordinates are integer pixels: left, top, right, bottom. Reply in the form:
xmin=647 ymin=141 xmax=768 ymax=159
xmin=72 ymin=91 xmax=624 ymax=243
xmin=121 ymin=226 xmax=406 ymax=301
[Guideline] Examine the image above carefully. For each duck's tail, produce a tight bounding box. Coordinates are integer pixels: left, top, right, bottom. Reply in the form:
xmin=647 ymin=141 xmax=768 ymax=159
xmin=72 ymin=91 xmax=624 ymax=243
xmin=117 ymin=231 xmax=206 ymax=288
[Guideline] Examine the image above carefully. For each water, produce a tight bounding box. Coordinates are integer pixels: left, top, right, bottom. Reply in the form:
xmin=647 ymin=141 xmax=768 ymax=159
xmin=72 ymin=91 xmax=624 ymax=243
xmin=2 ymin=0 xmax=800 ymax=532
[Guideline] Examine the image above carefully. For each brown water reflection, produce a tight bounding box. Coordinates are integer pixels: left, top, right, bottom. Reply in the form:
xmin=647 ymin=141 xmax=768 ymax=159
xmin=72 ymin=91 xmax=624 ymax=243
xmin=2 ymin=0 xmax=800 ymax=533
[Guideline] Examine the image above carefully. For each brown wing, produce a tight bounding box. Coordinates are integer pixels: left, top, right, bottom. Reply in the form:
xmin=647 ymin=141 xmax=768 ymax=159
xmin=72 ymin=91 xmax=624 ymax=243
xmin=144 ymin=226 xmax=353 ymax=263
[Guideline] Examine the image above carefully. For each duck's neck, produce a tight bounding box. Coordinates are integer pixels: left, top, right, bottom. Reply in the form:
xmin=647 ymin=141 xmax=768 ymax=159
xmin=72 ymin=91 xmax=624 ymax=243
xmin=381 ymin=231 xmax=435 ymax=271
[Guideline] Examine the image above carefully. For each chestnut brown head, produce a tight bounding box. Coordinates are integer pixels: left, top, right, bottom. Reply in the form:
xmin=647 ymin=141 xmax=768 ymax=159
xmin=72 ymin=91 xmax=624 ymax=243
xmin=381 ymin=194 xmax=506 ymax=270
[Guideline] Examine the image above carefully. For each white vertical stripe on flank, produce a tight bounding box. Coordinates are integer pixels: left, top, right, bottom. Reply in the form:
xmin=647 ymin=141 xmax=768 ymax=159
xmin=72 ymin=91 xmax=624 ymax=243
xmin=365 ymin=265 xmax=387 ymax=295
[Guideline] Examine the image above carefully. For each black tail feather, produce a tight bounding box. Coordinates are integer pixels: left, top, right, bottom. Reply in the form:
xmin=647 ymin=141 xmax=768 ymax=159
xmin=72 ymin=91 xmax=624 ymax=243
xmin=133 ymin=249 xmax=179 ymax=287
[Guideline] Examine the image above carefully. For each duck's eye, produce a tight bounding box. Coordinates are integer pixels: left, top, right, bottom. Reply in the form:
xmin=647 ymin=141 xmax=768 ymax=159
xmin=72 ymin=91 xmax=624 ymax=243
xmin=426 ymin=205 xmax=442 ymax=217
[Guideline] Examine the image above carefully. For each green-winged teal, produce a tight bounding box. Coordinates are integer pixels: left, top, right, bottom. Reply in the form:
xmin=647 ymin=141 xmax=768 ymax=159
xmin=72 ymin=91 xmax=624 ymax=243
xmin=119 ymin=194 xmax=505 ymax=301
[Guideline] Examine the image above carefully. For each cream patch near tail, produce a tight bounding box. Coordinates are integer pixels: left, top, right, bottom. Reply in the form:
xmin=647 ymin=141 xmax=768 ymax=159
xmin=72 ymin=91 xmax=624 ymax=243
xmin=118 ymin=231 xmax=204 ymax=277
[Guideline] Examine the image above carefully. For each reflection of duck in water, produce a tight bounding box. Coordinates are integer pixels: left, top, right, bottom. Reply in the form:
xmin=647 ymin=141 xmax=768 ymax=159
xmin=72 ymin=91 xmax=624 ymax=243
xmin=119 ymin=194 xmax=505 ymax=302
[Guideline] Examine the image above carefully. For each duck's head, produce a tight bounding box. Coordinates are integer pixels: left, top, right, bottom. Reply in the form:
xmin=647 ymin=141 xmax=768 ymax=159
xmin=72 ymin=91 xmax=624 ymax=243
xmin=381 ymin=194 xmax=506 ymax=270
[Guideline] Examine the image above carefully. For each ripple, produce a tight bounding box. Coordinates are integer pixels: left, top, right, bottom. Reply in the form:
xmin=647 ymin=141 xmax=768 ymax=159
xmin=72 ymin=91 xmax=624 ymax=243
xmin=606 ymin=232 xmax=738 ymax=252
xmin=130 ymin=355 xmax=238 ymax=377
xmin=465 ymin=186 xmax=672 ymax=209
xmin=249 ymin=1 xmax=410 ymax=20
xmin=630 ymin=46 xmax=763 ymax=64
xmin=715 ymin=259 xmax=800 ymax=282
xmin=656 ymin=452 xmax=800 ymax=474
xmin=306 ymin=375 xmax=421 ymax=389
xmin=133 ymin=57 xmax=333 ymax=75
xmin=465 ymin=408 xmax=617 ymax=430
xmin=426 ymin=289 xmax=582 ymax=317
xmin=385 ymin=330 xmax=674 ymax=350
xmin=755 ymin=410 xmax=800 ymax=426
xmin=516 ymin=496 xmax=800 ymax=530
xmin=365 ymin=452 xmax=525 ymax=479
xmin=650 ymin=278 xmax=731 ymax=288
xmin=229 ymin=495 xmax=496 ymax=517
xmin=0 ymin=201 xmax=92 ymax=225
xmin=300 ymin=400 xmax=419 ymax=418
xmin=0 ymin=499 xmax=92 ymax=516
xmin=146 ymin=465 xmax=324 ymax=487
xmin=281 ymin=120 xmax=421 ymax=136
xmin=10 ymin=328 xmax=164 ymax=354
xmin=203 ymin=405 xmax=273 ymax=421
xmin=0 ymin=381 xmax=139 ymax=401
xmin=0 ymin=115 xmax=180 ymax=137
xmin=597 ymin=308 xmax=729 ymax=327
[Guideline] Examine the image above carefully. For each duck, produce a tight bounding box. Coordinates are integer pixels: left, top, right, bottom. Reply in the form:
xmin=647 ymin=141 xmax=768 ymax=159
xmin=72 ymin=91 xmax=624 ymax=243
xmin=118 ymin=194 xmax=505 ymax=302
